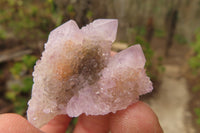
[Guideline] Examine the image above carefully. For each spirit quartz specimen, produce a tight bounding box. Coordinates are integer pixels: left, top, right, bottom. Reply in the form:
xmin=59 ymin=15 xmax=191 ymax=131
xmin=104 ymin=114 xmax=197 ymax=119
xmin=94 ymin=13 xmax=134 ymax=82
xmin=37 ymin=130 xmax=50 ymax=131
xmin=27 ymin=19 xmax=153 ymax=128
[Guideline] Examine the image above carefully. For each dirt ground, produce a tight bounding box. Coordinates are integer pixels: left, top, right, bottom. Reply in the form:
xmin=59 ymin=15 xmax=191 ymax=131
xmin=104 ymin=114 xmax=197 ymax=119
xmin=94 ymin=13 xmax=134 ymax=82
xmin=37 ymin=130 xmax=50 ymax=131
xmin=146 ymin=37 xmax=199 ymax=133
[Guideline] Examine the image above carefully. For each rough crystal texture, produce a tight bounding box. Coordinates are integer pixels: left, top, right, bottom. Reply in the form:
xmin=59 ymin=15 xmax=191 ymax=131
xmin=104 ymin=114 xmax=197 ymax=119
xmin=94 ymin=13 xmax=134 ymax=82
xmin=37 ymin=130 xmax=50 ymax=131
xmin=27 ymin=19 xmax=153 ymax=128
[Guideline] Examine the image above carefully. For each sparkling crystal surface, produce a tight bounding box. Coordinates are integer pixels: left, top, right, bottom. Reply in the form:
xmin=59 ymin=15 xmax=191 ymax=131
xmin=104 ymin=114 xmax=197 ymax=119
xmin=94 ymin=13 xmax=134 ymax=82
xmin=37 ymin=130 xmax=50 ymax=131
xmin=27 ymin=19 xmax=153 ymax=128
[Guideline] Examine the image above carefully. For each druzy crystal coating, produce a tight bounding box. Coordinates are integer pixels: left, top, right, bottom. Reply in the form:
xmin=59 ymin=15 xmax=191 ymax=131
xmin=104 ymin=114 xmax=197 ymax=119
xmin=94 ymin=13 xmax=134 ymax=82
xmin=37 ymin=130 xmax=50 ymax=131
xmin=27 ymin=19 xmax=153 ymax=128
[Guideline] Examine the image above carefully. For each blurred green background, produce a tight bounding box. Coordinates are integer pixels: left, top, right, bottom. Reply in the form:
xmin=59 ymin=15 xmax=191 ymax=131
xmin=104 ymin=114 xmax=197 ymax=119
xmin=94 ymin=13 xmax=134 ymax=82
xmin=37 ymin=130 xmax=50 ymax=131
xmin=0 ymin=0 xmax=200 ymax=132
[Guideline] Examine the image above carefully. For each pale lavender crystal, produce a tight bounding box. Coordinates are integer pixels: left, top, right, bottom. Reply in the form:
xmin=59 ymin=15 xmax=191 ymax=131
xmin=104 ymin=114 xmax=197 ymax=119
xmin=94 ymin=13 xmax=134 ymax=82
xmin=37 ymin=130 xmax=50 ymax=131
xmin=27 ymin=19 xmax=153 ymax=128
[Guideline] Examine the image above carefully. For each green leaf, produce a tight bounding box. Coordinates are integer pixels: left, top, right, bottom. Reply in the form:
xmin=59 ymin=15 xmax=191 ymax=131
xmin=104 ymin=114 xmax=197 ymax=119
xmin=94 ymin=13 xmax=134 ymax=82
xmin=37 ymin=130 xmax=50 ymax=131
xmin=0 ymin=29 xmax=6 ymax=39
xmin=196 ymin=118 xmax=200 ymax=125
xmin=86 ymin=11 xmax=93 ymax=19
xmin=5 ymin=91 xmax=17 ymax=101
xmin=194 ymin=108 xmax=200 ymax=117
xmin=67 ymin=5 xmax=74 ymax=13
xmin=194 ymin=108 xmax=200 ymax=125
xmin=10 ymin=62 xmax=25 ymax=76
xmin=21 ymin=77 xmax=33 ymax=93
xmin=174 ymin=34 xmax=187 ymax=44
xmin=134 ymin=26 xmax=146 ymax=36
xmin=22 ymin=55 xmax=37 ymax=69
xmin=192 ymin=85 xmax=200 ymax=92
xmin=154 ymin=29 xmax=166 ymax=38
xmin=10 ymin=83 xmax=21 ymax=92
xmin=14 ymin=97 xmax=27 ymax=115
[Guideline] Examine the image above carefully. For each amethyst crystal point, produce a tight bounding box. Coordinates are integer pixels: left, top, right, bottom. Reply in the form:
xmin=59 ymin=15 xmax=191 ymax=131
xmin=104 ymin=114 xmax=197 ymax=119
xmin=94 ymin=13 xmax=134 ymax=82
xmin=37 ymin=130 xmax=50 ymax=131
xmin=27 ymin=19 xmax=153 ymax=128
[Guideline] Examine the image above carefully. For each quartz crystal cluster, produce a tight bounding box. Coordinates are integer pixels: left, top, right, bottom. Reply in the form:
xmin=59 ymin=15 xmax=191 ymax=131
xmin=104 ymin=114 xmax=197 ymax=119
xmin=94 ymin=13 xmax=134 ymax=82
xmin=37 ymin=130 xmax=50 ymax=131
xmin=27 ymin=19 xmax=153 ymax=128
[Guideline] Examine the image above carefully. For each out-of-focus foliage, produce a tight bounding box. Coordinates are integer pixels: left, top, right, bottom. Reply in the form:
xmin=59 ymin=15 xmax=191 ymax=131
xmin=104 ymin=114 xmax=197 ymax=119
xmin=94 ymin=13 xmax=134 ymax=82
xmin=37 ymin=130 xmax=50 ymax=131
xmin=189 ymin=31 xmax=200 ymax=72
xmin=86 ymin=10 xmax=93 ymax=22
xmin=189 ymin=30 xmax=200 ymax=125
xmin=174 ymin=34 xmax=188 ymax=44
xmin=192 ymin=85 xmax=200 ymax=92
xmin=5 ymin=55 xmax=37 ymax=115
xmin=0 ymin=29 xmax=6 ymax=39
xmin=134 ymin=26 xmax=147 ymax=37
xmin=194 ymin=108 xmax=200 ymax=125
xmin=66 ymin=4 xmax=75 ymax=19
xmin=22 ymin=55 xmax=37 ymax=69
xmin=0 ymin=0 xmax=63 ymax=40
xmin=127 ymin=26 xmax=147 ymax=40
xmin=154 ymin=29 xmax=166 ymax=38
xmin=157 ymin=56 xmax=165 ymax=73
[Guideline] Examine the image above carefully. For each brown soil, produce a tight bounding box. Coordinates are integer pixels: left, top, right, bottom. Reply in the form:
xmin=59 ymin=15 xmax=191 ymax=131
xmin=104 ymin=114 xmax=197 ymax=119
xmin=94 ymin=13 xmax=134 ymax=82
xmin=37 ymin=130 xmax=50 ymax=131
xmin=149 ymin=37 xmax=199 ymax=133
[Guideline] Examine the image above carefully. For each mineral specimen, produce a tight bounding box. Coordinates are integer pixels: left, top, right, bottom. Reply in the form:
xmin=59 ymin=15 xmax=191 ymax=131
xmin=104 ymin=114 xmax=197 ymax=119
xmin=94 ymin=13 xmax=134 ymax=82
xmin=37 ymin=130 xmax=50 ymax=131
xmin=27 ymin=19 xmax=153 ymax=128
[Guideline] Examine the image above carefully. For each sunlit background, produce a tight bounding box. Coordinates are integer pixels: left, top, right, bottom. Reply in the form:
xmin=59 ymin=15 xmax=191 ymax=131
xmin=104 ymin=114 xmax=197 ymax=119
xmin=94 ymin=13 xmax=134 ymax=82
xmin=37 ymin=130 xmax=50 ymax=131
xmin=0 ymin=0 xmax=200 ymax=132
